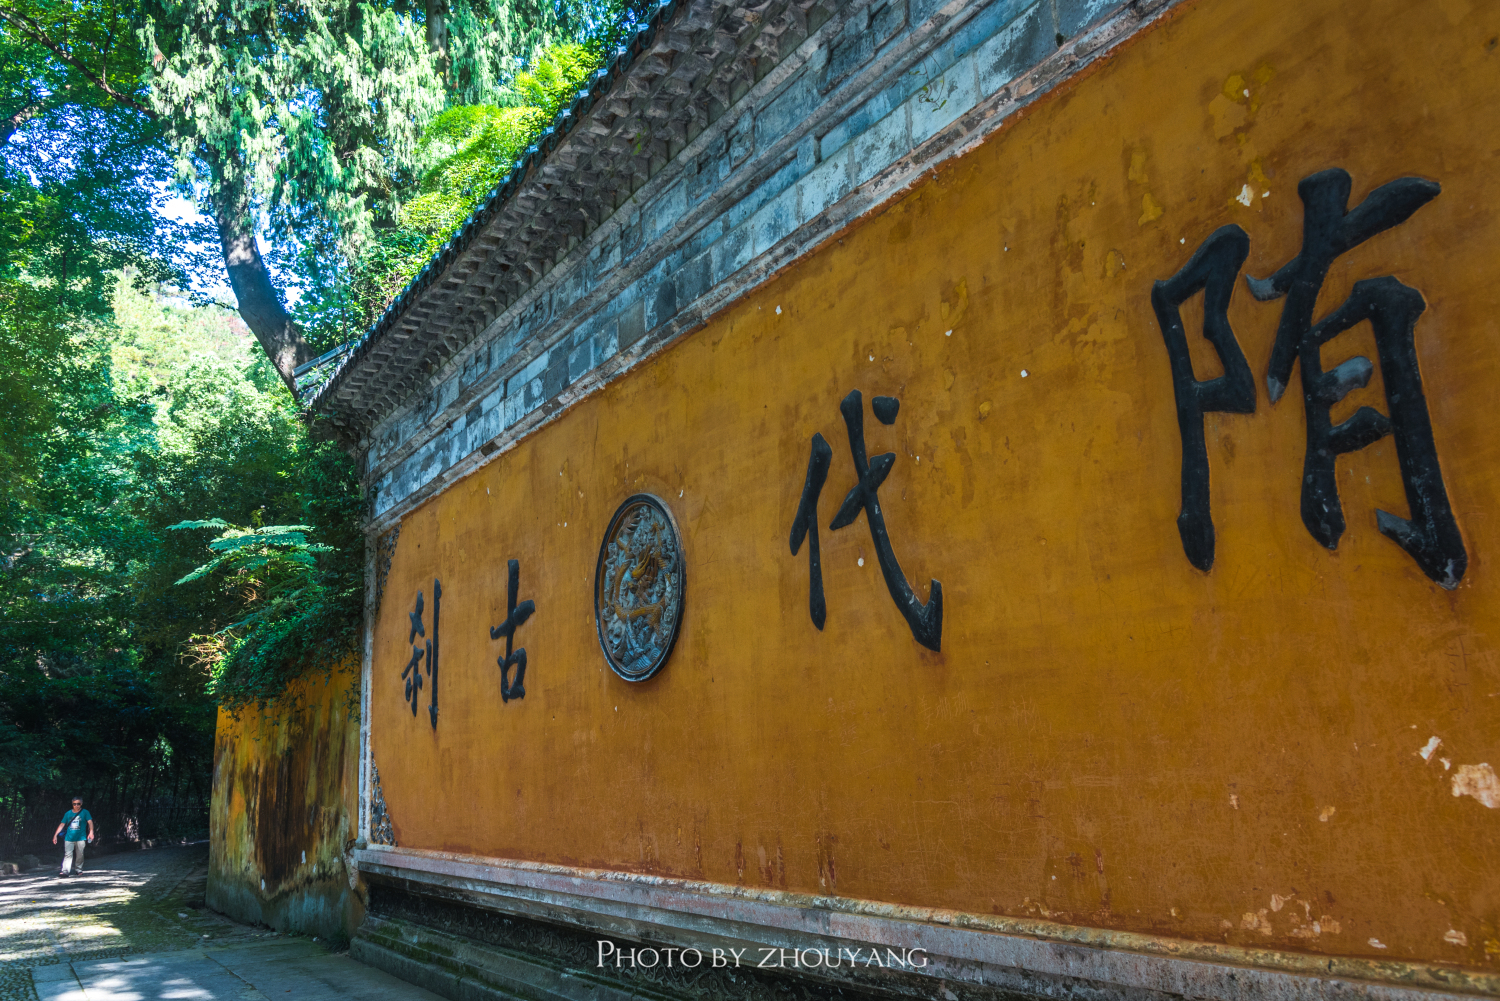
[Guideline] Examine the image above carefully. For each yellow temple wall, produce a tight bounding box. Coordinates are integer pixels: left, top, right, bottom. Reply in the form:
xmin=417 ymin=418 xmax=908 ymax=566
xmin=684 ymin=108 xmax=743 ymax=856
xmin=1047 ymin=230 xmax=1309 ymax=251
xmin=370 ymin=0 xmax=1500 ymax=975
xmin=209 ymin=662 xmax=362 ymax=941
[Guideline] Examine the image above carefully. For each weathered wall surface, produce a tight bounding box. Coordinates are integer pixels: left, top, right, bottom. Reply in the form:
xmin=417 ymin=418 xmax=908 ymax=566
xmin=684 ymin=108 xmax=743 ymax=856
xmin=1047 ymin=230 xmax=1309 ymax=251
xmin=369 ymin=0 xmax=1498 ymax=985
xmin=208 ymin=661 xmax=362 ymax=942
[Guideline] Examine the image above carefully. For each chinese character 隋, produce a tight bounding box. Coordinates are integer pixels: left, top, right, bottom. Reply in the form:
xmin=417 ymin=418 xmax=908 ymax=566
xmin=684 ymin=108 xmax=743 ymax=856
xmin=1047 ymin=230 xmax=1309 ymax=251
xmin=1153 ymin=168 xmax=1465 ymax=588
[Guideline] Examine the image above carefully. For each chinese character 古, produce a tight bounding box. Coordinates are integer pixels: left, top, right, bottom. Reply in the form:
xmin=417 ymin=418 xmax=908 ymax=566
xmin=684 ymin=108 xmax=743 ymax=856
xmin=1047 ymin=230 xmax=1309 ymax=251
xmin=490 ymin=559 xmax=535 ymax=702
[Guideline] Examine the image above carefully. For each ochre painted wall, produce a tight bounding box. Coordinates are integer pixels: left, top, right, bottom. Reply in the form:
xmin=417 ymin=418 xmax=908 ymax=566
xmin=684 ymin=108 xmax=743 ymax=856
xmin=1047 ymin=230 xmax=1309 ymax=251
xmin=372 ymin=0 xmax=1500 ymax=972
xmin=209 ymin=661 xmax=361 ymax=942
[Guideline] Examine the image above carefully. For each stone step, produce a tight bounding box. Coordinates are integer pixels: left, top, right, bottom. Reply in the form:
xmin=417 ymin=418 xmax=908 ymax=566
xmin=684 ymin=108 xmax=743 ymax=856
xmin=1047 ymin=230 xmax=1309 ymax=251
xmin=352 ymin=915 xmax=668 ymax=1001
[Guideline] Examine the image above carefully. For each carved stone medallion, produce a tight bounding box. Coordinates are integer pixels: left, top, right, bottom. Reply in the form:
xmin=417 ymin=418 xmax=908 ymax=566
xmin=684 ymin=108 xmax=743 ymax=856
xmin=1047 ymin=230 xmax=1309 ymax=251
xmin=593 ymin=494 xmax=684 ymax=682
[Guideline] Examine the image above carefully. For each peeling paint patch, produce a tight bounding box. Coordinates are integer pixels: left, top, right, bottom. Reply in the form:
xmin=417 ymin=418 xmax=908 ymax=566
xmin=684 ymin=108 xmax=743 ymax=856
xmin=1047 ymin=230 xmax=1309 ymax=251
xmin=1452 ymin=763 xmax=1500 ymax=807
xmin=1446 ymin=929 xmax=1470 ymax=946
xmin=1241 ymin=909 xmax=1273 ymax=935
xmin=1280 ymin=897 xmax=1340 ymax=940
xmin=1318 ymin=806 xmax=1336 ymax=822
xmin=1369 ymin=938 xmax=1387 ymax=949
xmin=1418 ymin=735 xmax=1442 ymax=761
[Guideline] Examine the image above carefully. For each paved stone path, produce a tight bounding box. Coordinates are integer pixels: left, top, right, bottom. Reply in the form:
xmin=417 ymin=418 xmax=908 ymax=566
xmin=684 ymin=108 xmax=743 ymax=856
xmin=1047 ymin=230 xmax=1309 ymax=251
xmin=0 ymin=843 xmax=440 ymax=1001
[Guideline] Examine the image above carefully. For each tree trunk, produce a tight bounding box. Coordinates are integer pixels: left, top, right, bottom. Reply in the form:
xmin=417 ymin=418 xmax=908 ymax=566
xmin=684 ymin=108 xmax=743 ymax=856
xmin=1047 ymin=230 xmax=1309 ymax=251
xmin=425 ymin=0 xmax=449 ymax=78
xmin=210 ymin=171 xmax=313 ymax=393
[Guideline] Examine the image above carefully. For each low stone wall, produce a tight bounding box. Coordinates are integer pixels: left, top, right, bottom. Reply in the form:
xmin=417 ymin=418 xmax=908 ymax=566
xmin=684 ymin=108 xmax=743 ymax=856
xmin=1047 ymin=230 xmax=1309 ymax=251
xmin=206 ymin=660 xmax=362 ymax=942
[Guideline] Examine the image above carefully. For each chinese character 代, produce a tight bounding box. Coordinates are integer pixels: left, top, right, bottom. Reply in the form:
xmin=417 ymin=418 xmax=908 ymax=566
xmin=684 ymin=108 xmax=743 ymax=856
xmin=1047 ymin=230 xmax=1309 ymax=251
xmin=791 ymin=390 xmax=943 ymax=651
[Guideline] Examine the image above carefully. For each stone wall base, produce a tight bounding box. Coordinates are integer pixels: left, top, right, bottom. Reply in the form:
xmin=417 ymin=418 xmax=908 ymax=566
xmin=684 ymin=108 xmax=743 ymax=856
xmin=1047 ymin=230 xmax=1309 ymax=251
xmin=354 ymin=878 xmax=1224 ymax=1001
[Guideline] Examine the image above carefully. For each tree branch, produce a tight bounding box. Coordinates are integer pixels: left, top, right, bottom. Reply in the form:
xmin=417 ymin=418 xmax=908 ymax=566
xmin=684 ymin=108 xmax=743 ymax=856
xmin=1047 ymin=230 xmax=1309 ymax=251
xmin=0 ymin=98 xmax=41 ymax=146
xmin=0 ymin=5 xmax=157 ymax=119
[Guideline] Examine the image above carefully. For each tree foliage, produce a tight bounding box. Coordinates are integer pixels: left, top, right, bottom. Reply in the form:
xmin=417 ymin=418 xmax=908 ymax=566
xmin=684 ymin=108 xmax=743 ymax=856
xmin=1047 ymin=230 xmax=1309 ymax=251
xmin=0 ymin=0 xmax=650 ymax=855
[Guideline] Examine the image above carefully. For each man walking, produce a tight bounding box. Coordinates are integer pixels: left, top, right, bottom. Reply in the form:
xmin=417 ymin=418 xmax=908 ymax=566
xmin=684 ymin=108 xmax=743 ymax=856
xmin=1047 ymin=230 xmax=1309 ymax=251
xmin=53 ymin=798 xmax=94 ymax=876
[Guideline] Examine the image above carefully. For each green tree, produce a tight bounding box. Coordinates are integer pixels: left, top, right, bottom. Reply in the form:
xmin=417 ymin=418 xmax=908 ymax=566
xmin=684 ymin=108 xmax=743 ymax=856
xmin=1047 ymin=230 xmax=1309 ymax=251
xmin=0 ymin=0 xmax=649 ymax=856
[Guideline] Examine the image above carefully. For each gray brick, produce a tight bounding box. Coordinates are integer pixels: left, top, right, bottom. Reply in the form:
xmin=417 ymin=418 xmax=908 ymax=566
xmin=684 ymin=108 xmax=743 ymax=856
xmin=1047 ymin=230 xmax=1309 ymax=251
xmin=617 ymin=299 xmax=647 ymax=351
xmin=688 ymin=135 xmax=728 ymax=204
xmin=938 ymin=0 xmax=1041 ymax=71
xmin=725 ymin=156 xmax=802 ymax=230
xmin=570 ymin=315 xmax=595 ymax=348
xmin=620 ymin=213 xmax=643 ymax=261
xmin=819 ymin=0 xmax=909 ymax=93
xmin=459 ymin=344 xmax=491 ymax=391
xmin=908 ymin=0 xmax=952 ymax=25
xmin=481 ymin=405 xmax=502 ymax=444
xmin=502 ymin=389 xmax=525 ymax=429
xmin=675 ymin=251 xmax=712 ymax=308
xmin=795 ymin=134 xmax=817 ymax=174
xmin=567 ymin=339 xmax=593 ymax=382
xmin=977 ymin=1 xmax=1054 ymax=95
xmin=507 ymin=350 xmax=550 ymax=398
xmin=542 ymin=345 xmax=569 ymax=397
xmin=1055 ymin=0 xmax=1120 ymax=41
xmin=850 ymin=102 xmax=911 ymax=188
xmin=645 ymin=179 xmax=686 ymax=242
xmin=684 ymin=214 xmax=729 ymax=260
xmin=729 ymin=113 xmax=754 ymax=167
xmin=798 ymin=144 xmax=853 ymax=223
xmin=751 ymin=185 xmax=799 ymax=256
xmin=910 ymin=51 xmax=978 ymax=145
xmin=755 ymin=67 xmax=818 ymax=152
xmin=713 ymin=225 xmax=753 ymax=285
xmin=646 ymin=278 xmax=678 ymax=331
xmin=820 ymin=85 xmax=900 ymax=161
xmin=593 ymin=322 xmax=620 ymax=366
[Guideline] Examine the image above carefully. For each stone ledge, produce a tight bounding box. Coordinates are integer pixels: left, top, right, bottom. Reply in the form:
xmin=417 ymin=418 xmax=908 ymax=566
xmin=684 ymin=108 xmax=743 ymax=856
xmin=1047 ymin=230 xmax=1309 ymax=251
xmin=351 ymin=847 xmax=1497 ymax=1001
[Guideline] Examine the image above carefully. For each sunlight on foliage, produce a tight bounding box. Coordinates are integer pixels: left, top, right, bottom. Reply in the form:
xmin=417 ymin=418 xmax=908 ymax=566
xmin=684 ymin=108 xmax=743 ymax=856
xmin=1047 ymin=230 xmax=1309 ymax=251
xmin=292 ymin=41 xmax=606 ymax=344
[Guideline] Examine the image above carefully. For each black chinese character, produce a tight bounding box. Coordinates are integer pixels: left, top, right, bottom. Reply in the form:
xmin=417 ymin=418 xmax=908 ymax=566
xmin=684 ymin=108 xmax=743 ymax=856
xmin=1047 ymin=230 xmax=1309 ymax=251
xmin=428 ymin=580 xmax=440 ymax=728
xmin=789 ymin=433 xmax=833 ymax=630
xmin=792 ymin=390 xmax=943 ymax=651
xmin=490 ymin=559 xmax=535 ymax=702
xmin=402 ymin=583 xmax=441 ymax=726
xmin=1150 ymin=224 xmax=1255 ymax=571
xmin=1248 ymin=168 xmax=1464 ymax=587
xmin=1154 ymin=169 xmax=1466 ymax=588
xmin=402 ymin=590 xmax=425 ymax=717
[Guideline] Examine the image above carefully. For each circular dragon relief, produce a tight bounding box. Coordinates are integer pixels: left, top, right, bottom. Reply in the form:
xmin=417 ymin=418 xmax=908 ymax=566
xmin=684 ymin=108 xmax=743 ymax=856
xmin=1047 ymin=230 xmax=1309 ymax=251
xmin=593 ymin=494 xmax=685 ymax=682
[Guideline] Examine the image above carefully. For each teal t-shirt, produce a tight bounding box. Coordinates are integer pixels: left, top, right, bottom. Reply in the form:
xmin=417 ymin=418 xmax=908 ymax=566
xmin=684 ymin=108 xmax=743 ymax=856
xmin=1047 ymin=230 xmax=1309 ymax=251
xmin=61 ymin=810 xmax=90 ymax=842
